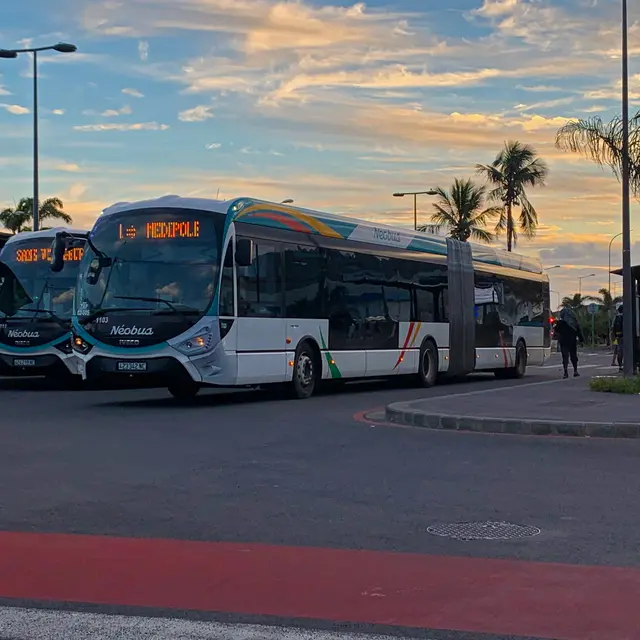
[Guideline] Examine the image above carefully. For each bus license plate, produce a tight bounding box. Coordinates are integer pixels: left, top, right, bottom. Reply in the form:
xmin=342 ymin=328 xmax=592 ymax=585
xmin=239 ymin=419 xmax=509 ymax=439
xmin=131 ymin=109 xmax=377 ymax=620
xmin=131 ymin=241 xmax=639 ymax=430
xmin=13 ymin=358 xmax=35 ymax=367
xmin=117 ymin=361 xmax=147 ymax=372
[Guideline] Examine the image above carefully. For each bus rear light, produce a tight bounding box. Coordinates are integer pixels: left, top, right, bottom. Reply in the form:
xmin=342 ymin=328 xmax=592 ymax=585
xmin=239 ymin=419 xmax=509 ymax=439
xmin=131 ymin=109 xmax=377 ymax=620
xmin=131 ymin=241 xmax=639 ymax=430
xmin=330 ymin=359 xmax=335 ymax=365
xmin=286 ymin=337 xmax=292 ymax=344
xmin=288 ymin=360 xmax=294 ymax=366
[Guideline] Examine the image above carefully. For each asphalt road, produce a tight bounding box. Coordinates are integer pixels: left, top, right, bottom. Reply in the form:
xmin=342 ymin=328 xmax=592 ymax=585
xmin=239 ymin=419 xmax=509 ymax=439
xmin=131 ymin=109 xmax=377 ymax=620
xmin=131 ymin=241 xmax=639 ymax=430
xmin=0 ymin=350 xmax=637 ymax=640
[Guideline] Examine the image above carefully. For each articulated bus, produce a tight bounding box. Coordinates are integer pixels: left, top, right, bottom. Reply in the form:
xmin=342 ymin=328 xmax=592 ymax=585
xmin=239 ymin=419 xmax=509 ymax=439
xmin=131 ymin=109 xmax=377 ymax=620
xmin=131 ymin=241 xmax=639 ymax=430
xmin=0 ymin=228 xmax=87 ymax=378
xmin=51 ymin=196 xmax=551 ymax=399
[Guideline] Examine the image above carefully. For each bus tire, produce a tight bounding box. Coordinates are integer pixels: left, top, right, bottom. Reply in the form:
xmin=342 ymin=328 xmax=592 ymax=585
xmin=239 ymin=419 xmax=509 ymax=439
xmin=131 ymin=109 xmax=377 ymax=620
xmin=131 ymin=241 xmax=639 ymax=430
xmin=417 ymin=339 xmax=438 ymax=388
xmin=168 ymin=380 xmax=201 ymax=400
xmin=291 ymin=340 xmax=319 ymax=399
xmin=497 ymin=340 xmax=527 ymax=380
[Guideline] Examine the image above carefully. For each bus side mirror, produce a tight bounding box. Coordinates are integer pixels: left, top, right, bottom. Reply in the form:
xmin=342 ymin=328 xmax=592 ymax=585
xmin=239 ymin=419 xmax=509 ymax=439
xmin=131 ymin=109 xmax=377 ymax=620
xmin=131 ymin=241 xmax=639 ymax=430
xmin=235 ymin=238 xmax=253 ymax=267
xmin=50 ymin=232 xmax=68 ymax=272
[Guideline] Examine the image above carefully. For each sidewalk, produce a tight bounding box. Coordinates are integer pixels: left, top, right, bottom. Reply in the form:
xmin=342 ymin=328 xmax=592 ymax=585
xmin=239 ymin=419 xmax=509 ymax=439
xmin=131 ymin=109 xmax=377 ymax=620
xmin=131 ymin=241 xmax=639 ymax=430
xmin=385 ymin=375 xmax=640 ymax=438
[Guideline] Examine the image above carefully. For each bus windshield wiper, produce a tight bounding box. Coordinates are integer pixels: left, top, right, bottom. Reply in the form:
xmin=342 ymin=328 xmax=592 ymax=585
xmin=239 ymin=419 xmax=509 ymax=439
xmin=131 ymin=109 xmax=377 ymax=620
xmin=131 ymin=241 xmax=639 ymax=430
xmin=19 ymin=307 xmax=67 ymax=328
xmin=114 ymin=296 xmax=200 ymax=318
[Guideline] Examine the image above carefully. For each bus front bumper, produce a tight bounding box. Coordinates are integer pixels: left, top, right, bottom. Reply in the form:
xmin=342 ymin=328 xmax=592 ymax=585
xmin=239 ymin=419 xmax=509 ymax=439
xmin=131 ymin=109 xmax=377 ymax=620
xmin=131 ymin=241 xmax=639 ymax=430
xmin=80 ymin=354 xmax=198 ymax=386
xmin=0 ymin=352 xmax=82 ymax=377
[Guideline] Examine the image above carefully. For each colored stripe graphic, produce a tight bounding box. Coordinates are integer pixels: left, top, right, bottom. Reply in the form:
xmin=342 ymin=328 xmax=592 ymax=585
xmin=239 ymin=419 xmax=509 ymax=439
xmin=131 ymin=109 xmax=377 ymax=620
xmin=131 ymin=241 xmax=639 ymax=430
xmin=319 ymin=327 xmax=341 ymax=379
xmin=236 ymin=205 xmax=343 ymax=239
xmin=393 ymin=322 xmax=421 ymax=369
xmin=0 ymin=532 xmax=639 ymax=640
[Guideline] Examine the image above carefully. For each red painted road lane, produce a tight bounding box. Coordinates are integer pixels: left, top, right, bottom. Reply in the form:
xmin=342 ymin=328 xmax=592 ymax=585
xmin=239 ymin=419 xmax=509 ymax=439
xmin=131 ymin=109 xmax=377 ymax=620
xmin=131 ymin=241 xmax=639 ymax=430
xmin=0 ymin=532 xmax=638 ymax=640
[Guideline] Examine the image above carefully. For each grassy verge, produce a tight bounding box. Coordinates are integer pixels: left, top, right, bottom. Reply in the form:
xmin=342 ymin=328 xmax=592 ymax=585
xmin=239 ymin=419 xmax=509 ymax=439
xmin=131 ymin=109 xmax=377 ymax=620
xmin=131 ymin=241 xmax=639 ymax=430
xmin=590 ymin=376 xmax=640 ymax=394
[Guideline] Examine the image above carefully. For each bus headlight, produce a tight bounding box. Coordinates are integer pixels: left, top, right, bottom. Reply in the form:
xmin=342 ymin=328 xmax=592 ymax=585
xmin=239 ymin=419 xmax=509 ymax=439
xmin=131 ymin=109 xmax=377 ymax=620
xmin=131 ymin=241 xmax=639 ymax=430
xmin=175 ymin=328 xmax=214 ymax=356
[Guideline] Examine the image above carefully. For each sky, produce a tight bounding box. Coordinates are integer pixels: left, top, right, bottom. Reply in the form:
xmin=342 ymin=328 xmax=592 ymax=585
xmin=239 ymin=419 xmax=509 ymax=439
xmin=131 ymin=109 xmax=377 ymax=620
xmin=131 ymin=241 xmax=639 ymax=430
xmin=0 ymin=0 xmax=638 ymax=303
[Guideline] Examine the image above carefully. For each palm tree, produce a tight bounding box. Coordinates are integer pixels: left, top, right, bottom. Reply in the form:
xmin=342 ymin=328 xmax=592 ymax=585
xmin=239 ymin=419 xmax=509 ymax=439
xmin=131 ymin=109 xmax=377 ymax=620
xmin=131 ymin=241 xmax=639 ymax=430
xmin=0 ymin=207 xmax=30 ymax=233
xmin=476 ymin=141 xmax=549 ymax=251
xmin=0 ymin=197 xmax=72 ymax=234
xmin=561 ymin=293 xmax=596 ymax=309
xmin=556 ymin=113 xmax=640 ymax=197
xmin=592 ymin=287 xmax=622 ymax=315
xmin=417 ymin=178 xmax=500 ymax=243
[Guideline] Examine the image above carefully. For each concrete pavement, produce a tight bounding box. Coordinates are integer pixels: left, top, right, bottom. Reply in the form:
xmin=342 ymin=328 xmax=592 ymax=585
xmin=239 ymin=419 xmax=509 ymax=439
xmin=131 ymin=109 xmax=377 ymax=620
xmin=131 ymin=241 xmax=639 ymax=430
xmin=0 ymin=353 xmax=639 ymax=639
xmin=385 ymin=351 xmax=638 ymax=436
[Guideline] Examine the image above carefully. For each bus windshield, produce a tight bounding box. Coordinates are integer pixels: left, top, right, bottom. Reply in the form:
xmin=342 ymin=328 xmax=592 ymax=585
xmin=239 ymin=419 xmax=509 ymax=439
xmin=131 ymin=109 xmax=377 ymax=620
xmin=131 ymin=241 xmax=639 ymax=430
xmin=76 ymin=208 xmax=222 ymax=322
xmin=0 ymin=238 xmax=83 ymax=322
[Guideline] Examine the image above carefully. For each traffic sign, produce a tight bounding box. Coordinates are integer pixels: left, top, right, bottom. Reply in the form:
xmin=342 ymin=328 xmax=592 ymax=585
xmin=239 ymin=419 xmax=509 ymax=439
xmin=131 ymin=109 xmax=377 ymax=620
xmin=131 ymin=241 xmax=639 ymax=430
xmin=587 ymin=303 xmax=599 ymax=315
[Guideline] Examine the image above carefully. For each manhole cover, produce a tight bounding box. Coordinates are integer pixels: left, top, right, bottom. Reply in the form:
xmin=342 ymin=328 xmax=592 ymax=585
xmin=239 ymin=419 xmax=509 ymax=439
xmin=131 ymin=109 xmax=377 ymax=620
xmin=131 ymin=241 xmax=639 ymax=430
xmin=427 ymin=521 xmax=541 ymax=540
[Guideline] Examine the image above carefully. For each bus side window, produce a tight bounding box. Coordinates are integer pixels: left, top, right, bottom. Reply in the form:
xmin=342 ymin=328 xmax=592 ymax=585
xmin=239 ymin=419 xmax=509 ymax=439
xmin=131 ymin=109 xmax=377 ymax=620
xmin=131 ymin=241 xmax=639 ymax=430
xmin=219 ymin=242 xmax=235 ymax=317
xmin=237 ymin=242 xmax=283 ymax=318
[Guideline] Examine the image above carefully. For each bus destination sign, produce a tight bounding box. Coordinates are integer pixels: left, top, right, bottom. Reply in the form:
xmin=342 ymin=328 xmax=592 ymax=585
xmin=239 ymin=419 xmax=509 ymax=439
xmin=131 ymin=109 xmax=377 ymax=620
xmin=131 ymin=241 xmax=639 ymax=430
xmin=118 ymin=220 xmax=201 ymax=241
xmin=16 ymin=246 xmax=84 ymax=264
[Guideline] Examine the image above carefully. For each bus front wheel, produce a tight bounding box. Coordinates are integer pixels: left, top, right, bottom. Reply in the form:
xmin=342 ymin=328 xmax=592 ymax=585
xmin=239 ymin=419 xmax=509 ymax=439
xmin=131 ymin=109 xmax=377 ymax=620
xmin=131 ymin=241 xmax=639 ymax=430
xmin=417 ymin=339 xmax=438 ymax=388
xmin=291 ymin=341 xmax=319 ymax=399
xmin=168 ymin=380 xmax=201 ymax=400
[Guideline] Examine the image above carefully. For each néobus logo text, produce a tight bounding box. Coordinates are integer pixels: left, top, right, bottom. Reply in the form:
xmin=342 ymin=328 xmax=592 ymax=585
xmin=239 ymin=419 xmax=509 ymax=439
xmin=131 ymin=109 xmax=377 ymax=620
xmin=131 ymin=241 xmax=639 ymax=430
xmin=7 ymin=329 xmax=40 ymax=339
xmin=109 ymin=325 xmax=154 ymax=336
xmin=373 ymin=227 xmax=402 ymax=243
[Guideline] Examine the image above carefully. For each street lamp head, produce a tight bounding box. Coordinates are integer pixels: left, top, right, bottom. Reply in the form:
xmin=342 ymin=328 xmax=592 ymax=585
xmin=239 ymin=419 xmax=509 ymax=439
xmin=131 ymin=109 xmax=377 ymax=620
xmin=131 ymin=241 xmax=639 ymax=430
xmin=0 ymin=50 xmax=18 ymax=59
xmin=281 ymin=199 xmax=294 ymax=204
xmin=52 ymin=42 xmax=77 ymax=53
xmin=393 ymin=192 xmax=405 ymax=197
xmin=426 ymin=189 xmax=438 ymax=195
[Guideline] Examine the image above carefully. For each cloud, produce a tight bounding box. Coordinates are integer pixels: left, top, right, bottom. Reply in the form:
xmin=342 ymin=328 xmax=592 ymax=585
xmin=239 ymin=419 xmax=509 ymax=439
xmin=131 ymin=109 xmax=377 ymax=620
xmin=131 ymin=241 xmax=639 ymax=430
xmin=0 ymin=85 xmax=10 ymax=96
xmin=53 ymin=162 xmax=81 ymax=172
xmin=178 ymin=105 xmax=214 ymax=121
xmin=122 ymin=88 xmax=144 ymax=98
xmin=100 ymin=105 xmax=133 ymax=116
xmin=51 ymin=109 xmax=65 ymax=115
xmin=73 ymin=122 xmax=170 ymax=131
xmin=0 ymin=103 xmax=29 ymax=115
xmin=205 ymin=142 xmax=221 ymax=149
xmin=138 ymin=40 xmax=149 ymax=61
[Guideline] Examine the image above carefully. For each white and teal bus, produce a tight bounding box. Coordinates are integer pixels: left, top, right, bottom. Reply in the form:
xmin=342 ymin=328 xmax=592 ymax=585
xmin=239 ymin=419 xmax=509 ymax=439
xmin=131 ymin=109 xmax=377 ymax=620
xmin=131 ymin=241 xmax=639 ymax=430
xmin=0 ymin=228 xmax=86 ymax=378
xmin=51 ymin=195 xmax=551 ymax=399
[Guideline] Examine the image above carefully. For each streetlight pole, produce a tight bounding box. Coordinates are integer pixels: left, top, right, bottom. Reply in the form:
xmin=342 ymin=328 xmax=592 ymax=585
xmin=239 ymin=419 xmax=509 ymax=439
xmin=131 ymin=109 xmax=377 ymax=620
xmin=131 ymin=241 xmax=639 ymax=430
xmin=393 ymin=190 xmax=438 ymax=230
xmin=578 ymin=273 xmax=596 ymax=297
xmin=0 ymin=42 xmax=77 ymax=232
xmin=621 ymin=0 xmax=634 ymax=376
xmin=609 ymin=231 xmax=624 ymax=296
xmin=550 ymin=289 xmax=561 ymax=310
xmin=32 ymin=50 xmax=38 ymax=232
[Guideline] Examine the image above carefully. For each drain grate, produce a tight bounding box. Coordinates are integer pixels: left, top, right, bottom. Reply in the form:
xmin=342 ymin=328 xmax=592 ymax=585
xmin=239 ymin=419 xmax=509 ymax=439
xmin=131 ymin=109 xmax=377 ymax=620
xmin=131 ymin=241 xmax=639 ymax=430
xmin=427 ymin=521 xmax=541 ymax=541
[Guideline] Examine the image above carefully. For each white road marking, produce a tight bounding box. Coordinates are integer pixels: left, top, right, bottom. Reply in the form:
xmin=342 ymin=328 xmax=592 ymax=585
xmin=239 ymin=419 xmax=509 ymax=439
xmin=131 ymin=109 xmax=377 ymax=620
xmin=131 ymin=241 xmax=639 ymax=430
xmin=533 ymin=364 xmax=599 ymax=370
xmin=0 ymin=607 xmax=412 ymax=640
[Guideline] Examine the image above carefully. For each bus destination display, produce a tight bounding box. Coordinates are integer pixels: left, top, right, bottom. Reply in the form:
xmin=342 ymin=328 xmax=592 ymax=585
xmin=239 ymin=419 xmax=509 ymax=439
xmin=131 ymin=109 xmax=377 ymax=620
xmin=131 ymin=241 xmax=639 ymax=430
xmin=15 ymin=246 xmax=84 ymax=264
xmin=118 ymin=220 xmax=201 ymax=241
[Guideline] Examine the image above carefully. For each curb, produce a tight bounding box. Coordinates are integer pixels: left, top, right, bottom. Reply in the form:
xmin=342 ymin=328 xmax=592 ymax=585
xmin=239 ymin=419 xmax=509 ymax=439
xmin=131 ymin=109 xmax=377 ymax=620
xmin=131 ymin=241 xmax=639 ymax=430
xmin=384 ymin=402 xmax=640 ymax=438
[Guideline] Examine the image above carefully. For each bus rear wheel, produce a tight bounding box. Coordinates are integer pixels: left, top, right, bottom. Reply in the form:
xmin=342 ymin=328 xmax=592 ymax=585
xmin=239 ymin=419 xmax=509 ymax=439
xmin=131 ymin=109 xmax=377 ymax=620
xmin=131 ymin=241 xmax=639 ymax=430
xmin=168 ymin=380 xmax=201 ymax=400
xmin=291 ymin=341 xmax=319 ymax=399
xmin=417 ymin=340 xmax=438 ymax=388
xmin=495 ymin=341 xmax=527 ymax=380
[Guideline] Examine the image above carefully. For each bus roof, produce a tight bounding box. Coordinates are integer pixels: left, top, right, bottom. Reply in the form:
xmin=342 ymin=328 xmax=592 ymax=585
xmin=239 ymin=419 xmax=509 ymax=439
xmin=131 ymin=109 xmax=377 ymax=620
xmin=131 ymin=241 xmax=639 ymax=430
xmin=99 ymin=195 xmax=544 ymax=276
xmin=3 ymin=227 xmax=88 ymax=247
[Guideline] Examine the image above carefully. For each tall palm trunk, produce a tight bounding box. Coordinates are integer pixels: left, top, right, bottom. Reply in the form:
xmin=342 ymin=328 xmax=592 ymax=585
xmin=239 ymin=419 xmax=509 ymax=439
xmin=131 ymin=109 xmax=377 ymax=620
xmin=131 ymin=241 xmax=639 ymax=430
xmin=506 ymin=202 xmax=513 ymax=252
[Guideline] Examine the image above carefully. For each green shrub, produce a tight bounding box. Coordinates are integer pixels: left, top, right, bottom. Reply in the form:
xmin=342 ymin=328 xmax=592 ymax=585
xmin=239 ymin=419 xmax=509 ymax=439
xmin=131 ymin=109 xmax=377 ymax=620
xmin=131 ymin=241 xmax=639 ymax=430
xmin=590 ymin=376 xmax=640 ymax=394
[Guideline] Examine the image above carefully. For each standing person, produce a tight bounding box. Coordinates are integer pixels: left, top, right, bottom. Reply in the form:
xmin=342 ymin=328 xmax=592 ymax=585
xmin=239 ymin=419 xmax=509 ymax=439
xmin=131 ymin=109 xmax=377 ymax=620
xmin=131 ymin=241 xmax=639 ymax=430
xmin=554 ymin=307 xmax=584 ymax=378
xmin=612 ymin=304 xmax=624 ymax=372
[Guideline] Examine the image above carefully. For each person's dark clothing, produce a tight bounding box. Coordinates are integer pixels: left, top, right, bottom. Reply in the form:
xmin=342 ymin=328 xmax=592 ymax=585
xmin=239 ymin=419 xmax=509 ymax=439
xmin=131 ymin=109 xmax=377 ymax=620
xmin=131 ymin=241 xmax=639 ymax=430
xmin=554 ymin=314 xmax=584 ymax=377
xmin=613 ymin=309 xmax=624 ymax=369
xmin=560 ymin=340 xmax=579 ymax=376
